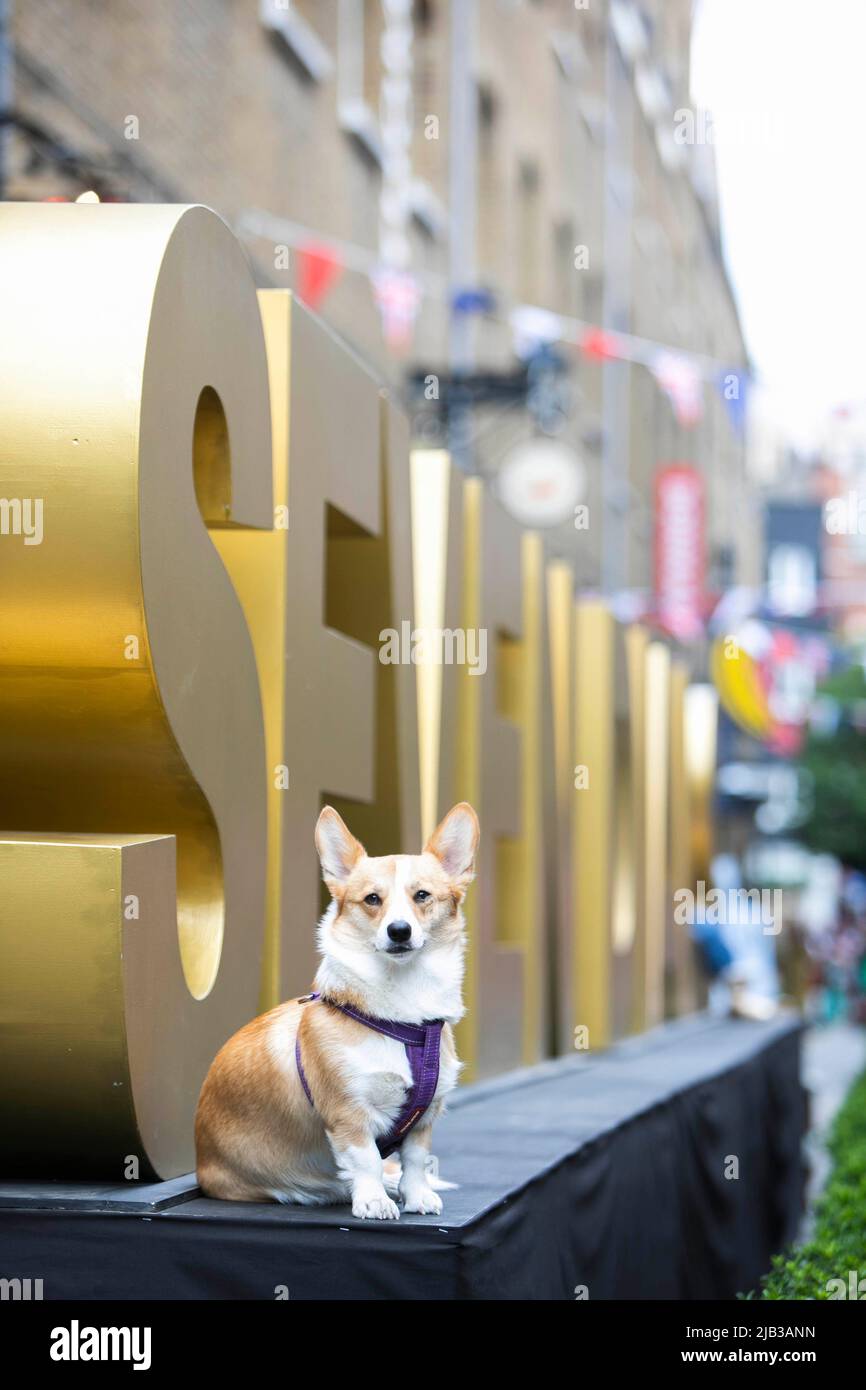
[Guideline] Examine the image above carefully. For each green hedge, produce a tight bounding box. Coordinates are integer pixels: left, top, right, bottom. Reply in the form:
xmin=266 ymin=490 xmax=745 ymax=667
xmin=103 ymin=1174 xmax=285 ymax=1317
xmin=755 ymin=1065 xmax=866 ymax=1300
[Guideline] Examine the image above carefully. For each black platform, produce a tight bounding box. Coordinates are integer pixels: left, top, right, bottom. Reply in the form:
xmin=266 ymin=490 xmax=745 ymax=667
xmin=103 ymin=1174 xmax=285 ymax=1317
xmin=0 ymin=1013 xmax=806 ymax=1300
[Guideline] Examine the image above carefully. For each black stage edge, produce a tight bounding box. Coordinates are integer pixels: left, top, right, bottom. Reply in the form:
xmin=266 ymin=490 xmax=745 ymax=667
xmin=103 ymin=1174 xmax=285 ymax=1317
xmin=0 ymin=1013 xmax=806 ymax=1300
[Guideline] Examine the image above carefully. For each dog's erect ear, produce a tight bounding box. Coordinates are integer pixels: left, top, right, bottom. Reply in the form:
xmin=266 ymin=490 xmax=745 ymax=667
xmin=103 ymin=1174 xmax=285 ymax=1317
xmin=316 ymin=807 xmax=365 ymax=890
xmin=424 ymin=802 xmax=479 ymax=889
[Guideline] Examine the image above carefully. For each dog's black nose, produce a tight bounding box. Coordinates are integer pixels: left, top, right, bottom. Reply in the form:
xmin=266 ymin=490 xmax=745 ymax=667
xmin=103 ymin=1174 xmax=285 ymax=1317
xmin=387 ymin=921 xmax=412 ymax=944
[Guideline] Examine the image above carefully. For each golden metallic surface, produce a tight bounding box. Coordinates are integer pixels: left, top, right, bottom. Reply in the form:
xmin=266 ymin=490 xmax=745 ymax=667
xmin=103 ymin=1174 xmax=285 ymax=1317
xmin=643 ymin=641 xmax=671 ymax=1029
xmin=546 ymin=563 xmax=575 ymax=824
xmin=573 ymin=600 xmax=614 ymax=1048
xmin=572 ymin=606 xmax=654 ymax=1047
xmin=545 ymin=561 xmax=576 ymax=1054
xmin=214 ymin=292 xmax=378 ymax=1002
xmin=667 ymin=661 xmax=702 ymax=1015
xmin=410 ymin=447 xmax=468 ymax=864
xmin=498 ymin=532 xmax=547 ymax=1062
xmin=685 ymin=683 xmax=719 ymax=890
xmin=408 ymin=454 xmax=555 ymax=1062
xmin=455 ymin=480 xmax=540 ymax=1078
xmin=0 ymin=207 xmax=708 ymax=1182
xmin=453 ymin=478 xmax=483 ymax=1076
xmin=411 ymin=449 xmax=453 ymax=845
xmin=521 ymin=533 xmax=548 ymax=1060
xmin=324 ymin=393 xmax=422 ymax=861
xmin=0 ymin=203 xmax=271 ymax=1174
xmin=0 ymin=833 xmax=204 ymax=1178
xmin=611 ymin=625 xmax=648 ymax=1038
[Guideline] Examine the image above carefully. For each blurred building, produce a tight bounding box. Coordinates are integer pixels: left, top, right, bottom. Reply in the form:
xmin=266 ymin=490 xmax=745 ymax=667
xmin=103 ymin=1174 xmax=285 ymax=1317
xmin=753 ymin=400 xmax=866 ymax=646
xmin=816 ymin=407 xmax=866 ymax=645
xmin=2 ymin=0 xmax=752 ymax=598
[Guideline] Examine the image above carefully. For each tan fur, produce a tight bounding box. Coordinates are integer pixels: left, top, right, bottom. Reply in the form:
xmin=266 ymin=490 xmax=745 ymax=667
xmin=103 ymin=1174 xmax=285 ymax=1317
xmin=195 ymin=803 xmax=478 ymax=1215
xmin=197 ymin=1002 xmax=396 ymax=1197
xmin=195 ymin=1002 xmax=313 ymax=1201
xmin=320 ymin=849 xmax=467 ymax=959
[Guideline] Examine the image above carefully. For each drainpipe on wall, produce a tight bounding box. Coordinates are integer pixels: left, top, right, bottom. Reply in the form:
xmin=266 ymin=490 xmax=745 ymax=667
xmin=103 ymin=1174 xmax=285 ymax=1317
xmin=448 ymin=0 xmax=478 ymax=474
xmin=0 ymin=0 xmax=12 ymax=200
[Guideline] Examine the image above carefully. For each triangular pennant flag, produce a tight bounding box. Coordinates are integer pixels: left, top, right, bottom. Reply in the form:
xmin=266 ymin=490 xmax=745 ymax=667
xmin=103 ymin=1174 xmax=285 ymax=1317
xmin=651 ymin=350 xmax=704 ymax=427
xmin=372 ymin=267 xmax=422 ymax=352
xmin=717 ymin=367 xmax=750 ymax=439
xmin=509 ymin=304 xmax=565 ymax=360
xmin=453 ymin=286 xmax=497 ymax=316
xmin=580 ymin=326 xmax=621 ymax=362
xmin=297 ymin=241 xmax=343 ymax=310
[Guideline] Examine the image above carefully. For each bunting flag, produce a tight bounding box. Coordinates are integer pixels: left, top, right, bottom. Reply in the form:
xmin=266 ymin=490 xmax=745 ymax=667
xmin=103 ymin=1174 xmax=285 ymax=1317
xmin=717 ymin=367 xmax=750 ymax=439
xmin=297 ymin=241 xmax=344 ymax=310
xmin=372 ymin=266 xmax=422 ymax=352
xmin=509 ymin=304 xmax=565 ymax=360
xmin=452 ymin=286 xmax=497 ymax=316
xmin=240 ymin=209 xmax=753 ymax=431
xmin=241 ymin=209 xmax=753 ymax=418
xmin=651 ymin=350 xmax=704 ymax=427
xmin=580 ymin=326 xmax=622 ymax=362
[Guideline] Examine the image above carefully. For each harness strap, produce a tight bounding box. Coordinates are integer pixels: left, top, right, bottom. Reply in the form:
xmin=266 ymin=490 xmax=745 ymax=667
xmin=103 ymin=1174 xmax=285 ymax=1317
xmin=294 ymin=993 xmax=443 ymax=1159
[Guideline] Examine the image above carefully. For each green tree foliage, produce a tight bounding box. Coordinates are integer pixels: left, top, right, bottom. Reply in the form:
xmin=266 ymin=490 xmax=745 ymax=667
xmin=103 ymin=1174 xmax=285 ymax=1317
xmin=800 ymin=665 xmax=866 ymax=872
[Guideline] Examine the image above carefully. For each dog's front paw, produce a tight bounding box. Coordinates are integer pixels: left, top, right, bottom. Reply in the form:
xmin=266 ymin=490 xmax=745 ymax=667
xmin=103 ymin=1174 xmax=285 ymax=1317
xmin=401 ymin=1184 xmax=443 ymax=1216
xmin=352 ymin=1186 xmax=400 ymax=1221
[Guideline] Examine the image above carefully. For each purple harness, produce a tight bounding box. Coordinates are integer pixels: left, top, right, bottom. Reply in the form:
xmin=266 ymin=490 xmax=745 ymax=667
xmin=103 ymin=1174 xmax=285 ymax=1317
xmin=295 ymin=993 xmax=443 ymax=1159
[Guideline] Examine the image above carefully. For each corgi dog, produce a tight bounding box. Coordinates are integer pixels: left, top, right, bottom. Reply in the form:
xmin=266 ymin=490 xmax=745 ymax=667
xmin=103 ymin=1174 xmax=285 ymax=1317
xmin=195 ymin=801 xmax=478 ymax=1219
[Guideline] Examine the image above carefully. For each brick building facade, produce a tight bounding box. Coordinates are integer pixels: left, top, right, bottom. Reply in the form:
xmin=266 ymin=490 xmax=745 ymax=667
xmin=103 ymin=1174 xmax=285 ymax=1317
xmin=3 ymin=0 xmax=755 ymax=597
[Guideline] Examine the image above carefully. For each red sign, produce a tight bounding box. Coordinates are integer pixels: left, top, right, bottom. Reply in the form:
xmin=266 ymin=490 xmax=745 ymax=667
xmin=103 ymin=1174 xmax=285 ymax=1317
xmin=654 ymin=464 xmax=705 ymax=642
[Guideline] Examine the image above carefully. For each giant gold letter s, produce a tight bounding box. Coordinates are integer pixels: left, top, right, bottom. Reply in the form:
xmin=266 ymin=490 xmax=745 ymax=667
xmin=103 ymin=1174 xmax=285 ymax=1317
xmin=0 ymin=204 xmax=271 ymax=1177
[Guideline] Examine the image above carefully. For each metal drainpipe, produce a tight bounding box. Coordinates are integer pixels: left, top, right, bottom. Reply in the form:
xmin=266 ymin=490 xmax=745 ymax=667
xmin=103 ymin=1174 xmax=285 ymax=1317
xmin=0 ymin=0 xmax=11 ymax=200
xmin=447 ymin=0 xmax=478 ymax=475
xmin=600 ymin=4 xmax=635 ymax=598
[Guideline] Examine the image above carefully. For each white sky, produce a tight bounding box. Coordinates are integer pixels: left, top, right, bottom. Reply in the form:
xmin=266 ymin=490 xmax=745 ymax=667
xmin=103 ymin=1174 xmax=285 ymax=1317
xmin=691 ymin=0 xmax=866 ymax=448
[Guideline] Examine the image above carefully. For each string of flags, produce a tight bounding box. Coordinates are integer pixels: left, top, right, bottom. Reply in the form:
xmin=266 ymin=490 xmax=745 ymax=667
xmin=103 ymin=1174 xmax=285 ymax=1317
xmin=508 ymin=304 xmax=749 ymax=434
xmin=246 ymin=210 xmax=750 ymax=430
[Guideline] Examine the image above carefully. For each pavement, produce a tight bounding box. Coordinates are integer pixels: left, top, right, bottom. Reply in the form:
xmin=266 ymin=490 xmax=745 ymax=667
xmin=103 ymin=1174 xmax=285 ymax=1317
xmin=799 ymin=1021 xmax=866 ymax=1239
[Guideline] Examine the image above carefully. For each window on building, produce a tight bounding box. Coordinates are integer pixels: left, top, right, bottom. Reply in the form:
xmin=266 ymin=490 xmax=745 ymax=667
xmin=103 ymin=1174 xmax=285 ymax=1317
xmin=517 ymin=159 xmax=542 ymax=304
xmin=479 ymin=81 xmax=497 ymax=131
xmin=362 ymin=0 xmax=385 ymax=114
xmin=337 ymin=1 xmax=445 ymax=241
xmin=337 ymin=0 xmax=384 ymax=163
xmin=292 ymin=0 xmax=329 ymax=33
xmin=259 ymin=0 xmax=334 ymax=83
xmin=554 ymin=218 xmax=579 ymax=318
xmin=767 ymin=544 xmax=817 ymax=618
xmin=414 ymin=0 xmax=436 ymax=33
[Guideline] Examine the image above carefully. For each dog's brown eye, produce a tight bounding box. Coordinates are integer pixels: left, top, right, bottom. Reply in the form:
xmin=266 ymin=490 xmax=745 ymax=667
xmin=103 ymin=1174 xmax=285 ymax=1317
xmin=413 ymin=889 xmax=430 ymax=903
xmin=364 ymin=893 xmax=381 ymax=907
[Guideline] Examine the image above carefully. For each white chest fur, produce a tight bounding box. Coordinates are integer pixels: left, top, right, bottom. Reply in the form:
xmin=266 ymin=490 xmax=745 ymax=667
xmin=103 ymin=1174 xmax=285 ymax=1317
xmin=339 ymin=1030 xmax=459 ymax=1140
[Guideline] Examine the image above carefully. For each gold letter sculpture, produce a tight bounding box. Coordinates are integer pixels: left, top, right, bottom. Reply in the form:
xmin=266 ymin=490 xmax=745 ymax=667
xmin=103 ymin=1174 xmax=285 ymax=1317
xmin=0 ymin=204 xmax=271 ymax=1177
